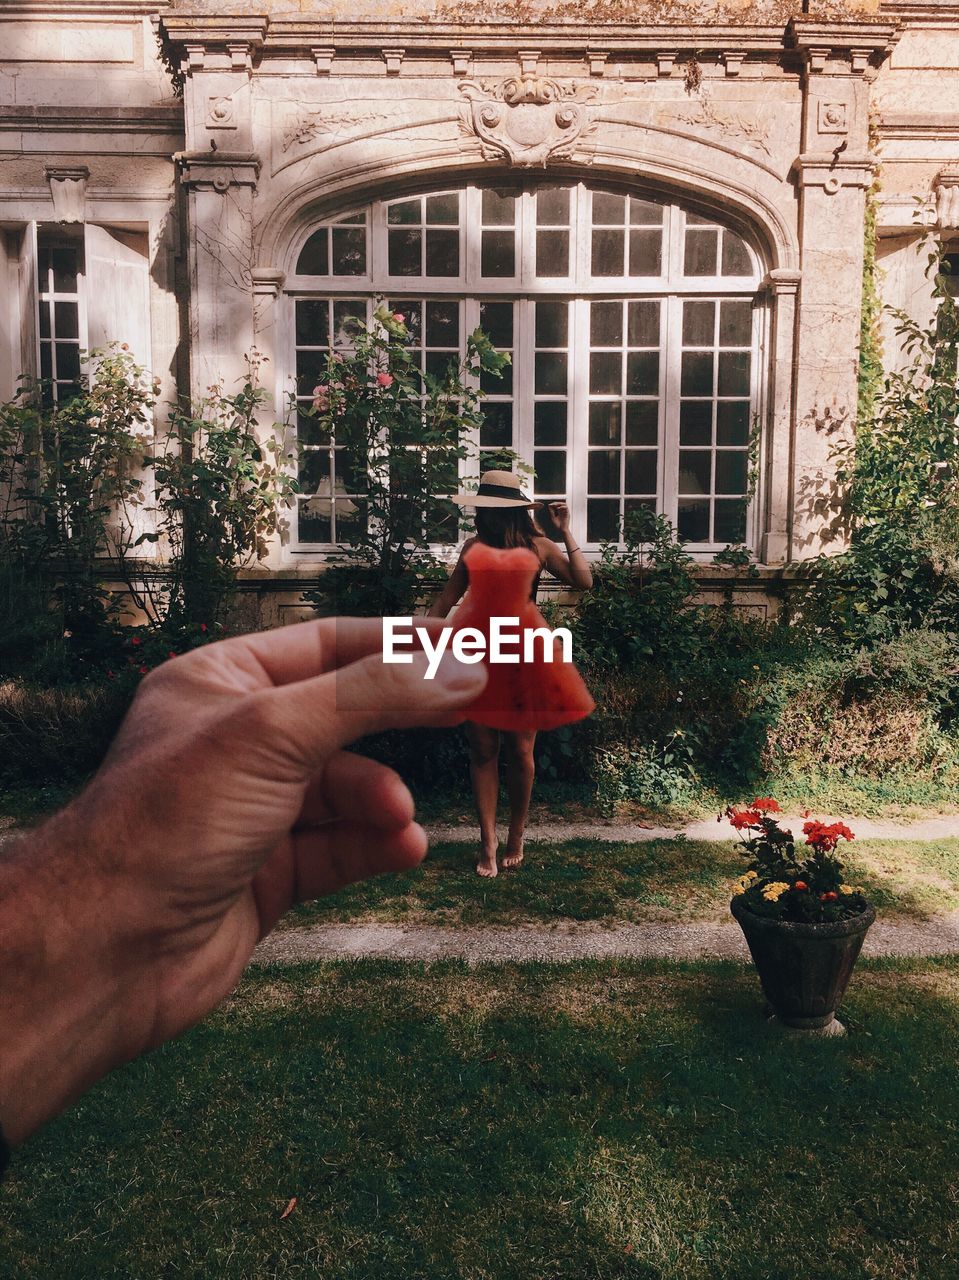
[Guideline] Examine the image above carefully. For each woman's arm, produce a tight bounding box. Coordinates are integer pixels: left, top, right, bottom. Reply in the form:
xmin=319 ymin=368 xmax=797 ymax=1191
xmin=538 ymin=504 xmax=593 ymax=590
xmin=426 ymin=540 xmax=473 ymax=618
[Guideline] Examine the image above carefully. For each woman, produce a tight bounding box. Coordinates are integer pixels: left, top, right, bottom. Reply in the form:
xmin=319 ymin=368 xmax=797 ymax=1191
xmin=428 ymin=470 xmax=593 ymax=878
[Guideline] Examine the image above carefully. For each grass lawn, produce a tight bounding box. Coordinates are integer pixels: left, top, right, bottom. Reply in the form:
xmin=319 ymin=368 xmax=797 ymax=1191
xmin=3 ymin=957 xmax=959 ymax=1279
xmin=286 ymin=837 xmax=959 ymax=928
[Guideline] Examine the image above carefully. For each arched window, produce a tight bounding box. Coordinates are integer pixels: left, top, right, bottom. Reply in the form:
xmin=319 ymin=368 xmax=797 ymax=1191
xmin=288 ymin=182 xmax=763 ymax=551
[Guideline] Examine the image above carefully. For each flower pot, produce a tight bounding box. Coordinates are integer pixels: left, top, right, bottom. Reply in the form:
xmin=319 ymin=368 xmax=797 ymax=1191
xmin=730 ymin=896 xmax=875 ymax=1032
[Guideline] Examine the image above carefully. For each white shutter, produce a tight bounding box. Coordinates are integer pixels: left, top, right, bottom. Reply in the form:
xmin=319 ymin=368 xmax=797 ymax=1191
xmin=84 ymin=223 xmax=152 ymax=373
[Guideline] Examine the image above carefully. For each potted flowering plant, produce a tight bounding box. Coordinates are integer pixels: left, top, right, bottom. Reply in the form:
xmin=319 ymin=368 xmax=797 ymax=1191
xmin=726 ymin=798 xmax=875 ymax=1035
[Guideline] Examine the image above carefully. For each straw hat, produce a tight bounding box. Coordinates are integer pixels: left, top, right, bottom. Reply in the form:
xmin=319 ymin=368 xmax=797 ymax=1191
xmin=447 ymin=470 xmax=538 ymax=509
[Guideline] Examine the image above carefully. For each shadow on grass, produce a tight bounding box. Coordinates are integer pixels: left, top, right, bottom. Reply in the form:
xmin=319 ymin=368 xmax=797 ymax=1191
xmin=5 ymin=958 xmax=959 ymax=1279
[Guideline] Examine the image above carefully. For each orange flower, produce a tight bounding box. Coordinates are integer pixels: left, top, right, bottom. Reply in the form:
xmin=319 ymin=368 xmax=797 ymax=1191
xmin=820 ymin=891 xmax=839 ymax=903
xmin=794 ymin=880 xmax=808 ymax=891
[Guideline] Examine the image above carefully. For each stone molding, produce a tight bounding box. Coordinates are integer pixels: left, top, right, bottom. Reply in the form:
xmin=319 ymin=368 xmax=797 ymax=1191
xmin=788 ymin=18 xmax=901 ymax=73
xmin=0 ymin=105 xmax=183 ymax=135
xmin=251 ymin=267 xmax=286 ymax=299
xmin=177 ymin=152 xmax=260 ymax=194
xmin=935 ymin=168 xmax=959 ymax=229
xmin=792 ymin=153 xmax=875 ymax=194
xmin=763 ymin=267 xmax=803 ymax=295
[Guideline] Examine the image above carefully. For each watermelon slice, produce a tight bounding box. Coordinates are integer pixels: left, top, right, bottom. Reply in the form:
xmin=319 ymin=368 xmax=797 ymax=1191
xmin=449 ymin=541 xmax=595 ymax=733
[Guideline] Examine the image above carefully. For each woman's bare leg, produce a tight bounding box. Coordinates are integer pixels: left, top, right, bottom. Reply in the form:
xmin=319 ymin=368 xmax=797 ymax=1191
xmin=502 ymin=731 xmax=536 ymax=869
xmin=465 ymin=722 xmax=501 ymax=877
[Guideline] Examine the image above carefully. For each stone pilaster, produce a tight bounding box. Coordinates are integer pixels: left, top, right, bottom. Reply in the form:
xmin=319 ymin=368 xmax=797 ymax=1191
xmin=761 ymin=268 xmax=802 ymax=566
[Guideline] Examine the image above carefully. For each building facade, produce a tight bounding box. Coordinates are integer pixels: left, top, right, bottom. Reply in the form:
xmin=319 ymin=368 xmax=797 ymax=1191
xmin=1 ymin=0 xmax=957 ymax=621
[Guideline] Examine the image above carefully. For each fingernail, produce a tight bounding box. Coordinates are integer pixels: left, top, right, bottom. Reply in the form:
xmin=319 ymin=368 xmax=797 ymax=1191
xmin=432 ymin=651 xmax=487 ymax=693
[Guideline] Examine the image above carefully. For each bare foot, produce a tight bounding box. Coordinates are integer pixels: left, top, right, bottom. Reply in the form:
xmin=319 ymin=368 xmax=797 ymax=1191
xmin=476 ymin=845 xmax=498 ymax=878
xmin=502 ymin=841 xmax=524 ymax=870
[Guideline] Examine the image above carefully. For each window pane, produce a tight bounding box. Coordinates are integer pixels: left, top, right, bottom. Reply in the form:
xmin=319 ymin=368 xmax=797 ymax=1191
xmin=536 ymin=230 xmax=569 ymax=277
xmin=298 ymin=504 xmax=332 ymax=544
xmin=627 ymin=301 xmax=660 ymax=348
xmin=480 ymin=301 xmax=513 ymax=347
xmin=625 ymin=450 xmax=657 ymax=495
xmin=426 ymin=193 xmax=459 ymax=224
xmin=535 ymin=302 xmax=568 ymax=347
xmin=40 ymin=342 xmax=52 ymax=380
xmin=388 ymin=228 xmax=421 ymax=275
xmin=387 ymin=199 xmax=419 ymax=225
xmin=481 ymin=230 xmax=515 ymax=278
xmin=52 ymin=247 xmax=78 ymax=292
xmin=625 ymin=401 xmax=657 ymax=446
xmin=296 ymin=230 xmax=328 ymax=276
xmin=587 ymin=499 xmax=619 ymax=542
xmin=677 ymin=498 xmax=709 ymax=542
xmin=590 ymin=301 xmax=622 ymax=347
xmin=588 ymin=449 xmax=619 ymax=494
xmin=535 ymin=401 xmax=567 ymax=445
xmin=426 ymin=301 xmax=459 ymax=347
xmin=480 ymin=402 xmax=513 ymax=447
xmin=718 ymin=351 xmax=750 ymax=397
xmin=332 ymin=300 xmax=366 ymax=345
xmin=629 ymin=199 xmax=663 ymax=225
xmin=626 ymin=351 xmax=658 ymax=396
xmin=299 ymin=448 xmax=330 ymax=490
xmin=681 ymin=352 xmax=713 ymax=396
xmin=591 ymin=229 xmax=624 ymax=277
xmin=683 ymin=300 xmax=715 ymax=347
xmin=56 ymin=343 xmax=80 ymax=380
xmin=590 ymin=351 xmax=621 ymax=395
xmin=535 ymin=450 xmax=566 ymax=493
xmin=720 ymin=300 xmax=753 ymax=346
xmin=331 ymin=226 xmax=366 ymax=275
xmin=296 ymin=300 xmax=330 ymax=346
xmin=685 ymin=229 xmax=718 ymax=276
xmin=717 ymin=401 xmax=750 ymax=446
xmin=481 ymin=362 xmax=512 ymax=395
xmin=537 ymin=187 xmax=570 ymax=225
xmin=426 ymin=229 xmax=459 ymax=276
xmin=336 ymin=498 xmax=367 ymax=546
xmin=535 ymin=352 xmax=567 ymax=395
xmin=482 ymin=189 xmax=516 ymax=225
xmin=426 ymin=351 xmax=457 ymax=381
xmin=679 ymin=450 xmax=712 ymax=495
xmin=716 ymin=451 xmax=748 ymax=495
xmin=628 ymin=230 xmax=662 ymax=276
xmin=592 ymin=191 xmax=625 ymax=224
xmin=56 ymin=300 xmax=79 ymax=339
xmin=297 ymin=348 xmax=328 ymax=396
xmin=589 ymin=402 xmax=621 ymax=445
xmin=39 ymin=300 xmax=50 ymax=339
xmin=680 ymin=401 xmax=713 ymax=446
xmin=722 ymin=231 xmax=752 ymax=276
xmin=714 ymin=498 xmax=747 ymax=543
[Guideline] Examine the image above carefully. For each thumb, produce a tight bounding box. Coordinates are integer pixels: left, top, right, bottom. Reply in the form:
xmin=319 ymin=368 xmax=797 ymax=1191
xmin=268 ymin=647 xmax=487 ymax=771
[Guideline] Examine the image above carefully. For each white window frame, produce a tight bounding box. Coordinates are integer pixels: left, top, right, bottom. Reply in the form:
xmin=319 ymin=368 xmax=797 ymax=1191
xmin=285 ymin=182 xmax=765 ymax=558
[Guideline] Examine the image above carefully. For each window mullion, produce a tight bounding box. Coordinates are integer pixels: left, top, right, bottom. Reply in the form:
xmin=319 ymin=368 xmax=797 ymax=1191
xmin=570 ymin=296 xmax=588 ymax=544
xmin=662 ymin=294 xmax=682 ymax=528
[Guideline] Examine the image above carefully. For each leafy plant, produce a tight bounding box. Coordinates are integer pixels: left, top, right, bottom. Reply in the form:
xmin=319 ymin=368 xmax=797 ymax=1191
xmin=302 ymin=305 xmax=513 ymax=617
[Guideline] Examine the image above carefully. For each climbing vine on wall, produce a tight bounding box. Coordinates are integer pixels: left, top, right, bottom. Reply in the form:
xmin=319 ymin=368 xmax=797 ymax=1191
xmin=858 ymin=112 xmax=884 ymax=432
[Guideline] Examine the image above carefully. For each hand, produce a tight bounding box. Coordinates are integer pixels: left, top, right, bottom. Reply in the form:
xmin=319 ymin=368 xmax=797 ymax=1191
xmin=547 ymin=501 xmax=571 ymax=533
xmin=0 ymin=618 xmax=487 ymax=1143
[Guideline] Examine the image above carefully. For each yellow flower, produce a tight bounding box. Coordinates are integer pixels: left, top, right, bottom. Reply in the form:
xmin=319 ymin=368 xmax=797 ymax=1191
xmin=762 ymin=881 xmax=790 ymax=902
xmin=746 ymin=870 xmax=758 ymax=881
xmin=732 ymin=884 xmax=746 ymax=896
xmin=839 ymin=885 xmax=860 ymax=896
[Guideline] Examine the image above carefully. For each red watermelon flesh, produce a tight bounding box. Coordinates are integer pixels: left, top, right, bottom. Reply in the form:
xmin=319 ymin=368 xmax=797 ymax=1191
xmin=449 ymin=541 xmax=595 ymax=732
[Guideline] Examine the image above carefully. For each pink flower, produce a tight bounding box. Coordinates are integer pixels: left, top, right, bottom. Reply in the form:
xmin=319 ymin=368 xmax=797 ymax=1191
xmin=312 ymin=383 xmax=329 ymax=411
xmin=393 ymin=312 xmax=406 ymax=323
xmin=377 ymin=372 xmax=394 ymax=388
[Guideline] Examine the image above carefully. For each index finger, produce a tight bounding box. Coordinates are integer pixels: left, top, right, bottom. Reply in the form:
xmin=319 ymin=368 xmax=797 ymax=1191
xmin=214 ymin=615 xmax=454 ymax=688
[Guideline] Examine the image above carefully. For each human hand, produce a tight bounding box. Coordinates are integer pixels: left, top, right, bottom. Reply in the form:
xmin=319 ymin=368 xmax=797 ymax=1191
xmin=0 ymin=618 xmax=486 ymax=1143
xmin=548 ymin=501 xmax=571 ymax=533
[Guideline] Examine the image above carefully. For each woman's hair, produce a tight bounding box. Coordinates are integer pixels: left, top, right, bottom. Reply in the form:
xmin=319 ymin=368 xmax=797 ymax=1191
xmin=474 ymin=506 xmax=539 ymax=549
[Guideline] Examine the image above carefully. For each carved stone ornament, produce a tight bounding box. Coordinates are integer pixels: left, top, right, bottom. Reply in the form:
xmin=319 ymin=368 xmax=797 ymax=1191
xmin=459 ymin=75 xmax=598 ymax=168
xmin=45 ymin=165 xmax=89 ymax=224
xmin=935 ymin=169 xmax=959 ymax=230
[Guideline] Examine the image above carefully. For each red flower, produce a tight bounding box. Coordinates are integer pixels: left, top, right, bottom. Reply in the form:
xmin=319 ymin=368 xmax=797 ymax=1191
xmin=131 ymin=636 xmax=142 ymax=647
xmin=727 ymin=806 xmax=764 ymax=830
xmin=750 ymin=797 xmax=781 ymax=813
xmin=138 ymin=664 xmax=149 ymax=675
xmin=200 ymin=623 xmax=207 ymax=633
xmin=820 ymin=891 xmax=839 ymax=903
xmin=794 ymin=880 xmax=808 ymax=892
xmin=167 ymin=651 xmax=177 ymax=659
xmin=803 ymin=820 xmax=856 ymax=852
xmin=377 ymin=372 xmax=394 ymax=389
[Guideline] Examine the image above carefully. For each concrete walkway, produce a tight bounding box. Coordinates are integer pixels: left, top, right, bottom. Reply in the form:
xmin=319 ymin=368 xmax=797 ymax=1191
xmin=251 ymin=912 xmax=959 ymax=967
xmin=428 ymin=812 xmax=959 ymax=845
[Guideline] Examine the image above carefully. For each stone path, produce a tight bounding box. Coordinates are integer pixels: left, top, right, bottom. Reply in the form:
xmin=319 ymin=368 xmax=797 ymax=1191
xmin=252 ymin=913 xmax=959 ymax=968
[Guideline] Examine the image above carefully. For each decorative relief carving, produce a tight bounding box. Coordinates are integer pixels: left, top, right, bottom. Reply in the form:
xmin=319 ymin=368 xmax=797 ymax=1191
xmin=936 ymin=170 xmax=959 ymax=230
xmin=673 ymin=97 xmax=771 ymax=158
xmin=817 ymin=101 xmax=847 ymax=135
xmin=458 ymin=74 xmax=598 ymax=168
xmin=281 ymin=106 xmax=397 ymax=153
xmin=207 ymin=95 xmax=236 ymax=130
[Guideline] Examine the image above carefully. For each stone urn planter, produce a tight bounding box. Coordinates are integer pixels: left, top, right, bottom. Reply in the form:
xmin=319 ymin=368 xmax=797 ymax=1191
xmin=731 ymin=895 xmax=875 ymax=1035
